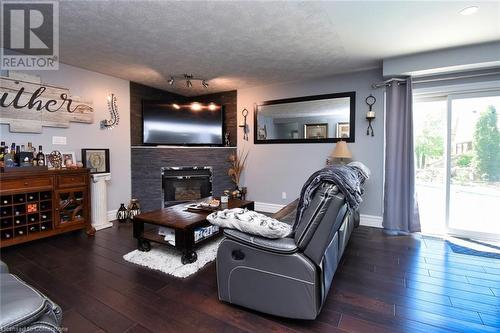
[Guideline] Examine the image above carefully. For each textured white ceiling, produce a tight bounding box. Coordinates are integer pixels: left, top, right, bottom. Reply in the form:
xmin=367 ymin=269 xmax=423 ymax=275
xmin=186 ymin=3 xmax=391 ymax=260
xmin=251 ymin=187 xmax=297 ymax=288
xmin=58 ymin=1 xmax=500 ymax=95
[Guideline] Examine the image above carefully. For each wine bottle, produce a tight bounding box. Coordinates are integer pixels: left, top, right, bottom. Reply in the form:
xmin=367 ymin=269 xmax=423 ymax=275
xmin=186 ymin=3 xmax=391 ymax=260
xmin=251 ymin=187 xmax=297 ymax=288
xmin=41 ymin=214 xmax=47 ymax=221
xmin=17 ymin=229 xmax=24 ymax=236
xmin=29 ymin=216 xmax=36 ymax=222
xmin=14 ymin=218 xmax=21 ymax=225
xmin=0 ymin=141 xmax=4 ymax=164
xmin=36 ymin=145 xmax=45 ymax=166
xmin=4 ymin=232 xmax=11 ymax=239
xmin=40 ymin=225 xmax=46 ymax=231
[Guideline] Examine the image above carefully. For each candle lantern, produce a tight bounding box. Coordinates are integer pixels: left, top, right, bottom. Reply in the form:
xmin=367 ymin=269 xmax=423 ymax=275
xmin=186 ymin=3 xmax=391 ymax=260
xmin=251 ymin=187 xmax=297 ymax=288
xmin=365 ymin=94 xmax=376 ymax=136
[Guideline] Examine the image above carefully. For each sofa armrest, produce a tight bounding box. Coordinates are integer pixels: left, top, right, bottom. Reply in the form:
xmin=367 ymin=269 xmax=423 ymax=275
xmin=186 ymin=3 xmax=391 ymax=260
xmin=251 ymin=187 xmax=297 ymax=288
xmin=0 ymin=260 xmax=9 ymax=274
xmin=223 ymin=229 xmax=298 ymax=254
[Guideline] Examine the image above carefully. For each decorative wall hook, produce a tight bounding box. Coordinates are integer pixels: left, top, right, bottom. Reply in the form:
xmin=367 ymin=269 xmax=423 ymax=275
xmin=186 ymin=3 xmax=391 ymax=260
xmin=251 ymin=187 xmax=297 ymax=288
xmin=365 ymin=94 xmax=376 ymax=137
xmin=239 ymin=108 xmax=249 ymax=141
xmin=100 ymin=93 xmax=119 ymax=130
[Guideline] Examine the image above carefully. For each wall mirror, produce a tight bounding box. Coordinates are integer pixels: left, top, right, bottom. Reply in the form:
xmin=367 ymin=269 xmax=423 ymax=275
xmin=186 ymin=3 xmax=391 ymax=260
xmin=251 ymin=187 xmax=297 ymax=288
xmin=254 ymin=91 xmax=355 ymax=144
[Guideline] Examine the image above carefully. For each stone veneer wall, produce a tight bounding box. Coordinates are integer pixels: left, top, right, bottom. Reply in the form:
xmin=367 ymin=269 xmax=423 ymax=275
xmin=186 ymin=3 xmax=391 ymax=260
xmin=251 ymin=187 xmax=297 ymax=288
xmin=131 ymin=147 xmax=236 ymax=212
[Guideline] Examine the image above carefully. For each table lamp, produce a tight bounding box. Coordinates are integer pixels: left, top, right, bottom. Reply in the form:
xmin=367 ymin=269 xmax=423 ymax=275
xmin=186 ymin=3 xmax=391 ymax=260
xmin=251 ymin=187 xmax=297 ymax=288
xmin=330 ymin=140 xmax=352 ymax=164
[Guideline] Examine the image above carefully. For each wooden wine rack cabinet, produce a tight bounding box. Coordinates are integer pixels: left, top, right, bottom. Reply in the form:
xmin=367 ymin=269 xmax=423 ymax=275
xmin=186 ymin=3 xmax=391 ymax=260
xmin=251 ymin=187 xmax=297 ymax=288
xmin=0 ymin=168 xmax=95 ymax=248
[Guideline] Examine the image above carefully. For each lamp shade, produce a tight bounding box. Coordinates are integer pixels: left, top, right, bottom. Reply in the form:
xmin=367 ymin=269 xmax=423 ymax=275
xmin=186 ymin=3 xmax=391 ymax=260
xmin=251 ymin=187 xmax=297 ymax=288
xmin=331 ymin=141 xmax=352 ymax=159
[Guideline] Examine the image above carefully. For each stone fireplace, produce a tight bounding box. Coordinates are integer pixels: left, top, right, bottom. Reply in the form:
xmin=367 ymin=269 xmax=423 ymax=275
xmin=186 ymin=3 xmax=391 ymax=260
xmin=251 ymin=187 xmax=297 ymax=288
xmin=162 ymin=167 xmax=212 ymax=207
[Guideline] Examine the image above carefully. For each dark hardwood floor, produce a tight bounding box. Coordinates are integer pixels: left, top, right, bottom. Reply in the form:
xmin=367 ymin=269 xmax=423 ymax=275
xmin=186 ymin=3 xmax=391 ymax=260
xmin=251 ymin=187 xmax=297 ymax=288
xmin=1 ymin=224 xmax=499 ymax=333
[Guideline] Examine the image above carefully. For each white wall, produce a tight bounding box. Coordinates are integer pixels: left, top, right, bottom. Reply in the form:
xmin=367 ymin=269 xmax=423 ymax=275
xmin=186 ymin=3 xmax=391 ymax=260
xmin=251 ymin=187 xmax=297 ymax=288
xmin=0 ymin=63 xmax=131 ymax=214
xmin=237 ymin=69 xmax=384 ymax=218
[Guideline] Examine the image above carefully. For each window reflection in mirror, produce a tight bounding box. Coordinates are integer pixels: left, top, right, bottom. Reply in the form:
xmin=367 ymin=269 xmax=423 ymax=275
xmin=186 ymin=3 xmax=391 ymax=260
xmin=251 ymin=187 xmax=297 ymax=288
xmin=254 ymin=92 xmax=355 ymax=144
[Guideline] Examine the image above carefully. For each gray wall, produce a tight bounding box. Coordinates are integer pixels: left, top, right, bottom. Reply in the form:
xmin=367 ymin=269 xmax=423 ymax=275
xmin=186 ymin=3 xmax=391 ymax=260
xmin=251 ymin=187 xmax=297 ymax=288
xmin=0 ymin=63 xmax=131 ymax=213
xmin=237 ymin=69 xmax=384 ymax=217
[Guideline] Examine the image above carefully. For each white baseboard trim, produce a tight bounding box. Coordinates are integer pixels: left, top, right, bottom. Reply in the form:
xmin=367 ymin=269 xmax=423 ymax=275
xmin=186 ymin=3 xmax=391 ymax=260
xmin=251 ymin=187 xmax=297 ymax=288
xmin=360 ymin=214 xmax=383 ymax=228
xmin=107 ymin=209 xmax=118 ymax=222
xmin=94 ymin=222 xmax=113 ymax=231
xmin=254 ymin=201 xmax=383 ymax=228
xmin=254 ymin=202 xmax=285 ymax=213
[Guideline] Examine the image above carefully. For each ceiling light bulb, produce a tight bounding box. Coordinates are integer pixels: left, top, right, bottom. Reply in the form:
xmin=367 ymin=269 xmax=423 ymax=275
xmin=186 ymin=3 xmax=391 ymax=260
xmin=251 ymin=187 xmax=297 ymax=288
xmin=208 ymin=103 xmax=216 ymax=111
xmin=191 ymin=102 xmax=201 ymax=111
xmin=459 ymin=6 xmax=478 ymax=15
xmin=202 ymin=80 xmax=209 ymax=88
xmin=186 ymin=80 xmax=192 ymax=88
xmin=172 ymin=103 xmax=180 ymax=109
xmin=168 ymin=77 xmax=174 ymax=85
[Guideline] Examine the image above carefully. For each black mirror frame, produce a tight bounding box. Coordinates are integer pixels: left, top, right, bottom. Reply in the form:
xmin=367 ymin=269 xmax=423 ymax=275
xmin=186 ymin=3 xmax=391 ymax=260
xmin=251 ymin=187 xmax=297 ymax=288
xmin=253 ymin=91 xmax=356 ymax=144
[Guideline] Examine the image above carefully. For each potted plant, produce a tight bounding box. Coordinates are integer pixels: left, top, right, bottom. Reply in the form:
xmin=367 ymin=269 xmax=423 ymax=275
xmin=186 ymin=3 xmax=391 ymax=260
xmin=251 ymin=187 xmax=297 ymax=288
xmin=228 ymin=150 xmax=248 ymax=196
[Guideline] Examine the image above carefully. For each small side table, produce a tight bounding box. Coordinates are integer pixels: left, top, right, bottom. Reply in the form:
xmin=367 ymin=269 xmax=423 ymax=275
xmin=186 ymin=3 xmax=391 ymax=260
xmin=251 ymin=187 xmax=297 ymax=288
xmin=90 ymin=173 xmax=113 ymax=231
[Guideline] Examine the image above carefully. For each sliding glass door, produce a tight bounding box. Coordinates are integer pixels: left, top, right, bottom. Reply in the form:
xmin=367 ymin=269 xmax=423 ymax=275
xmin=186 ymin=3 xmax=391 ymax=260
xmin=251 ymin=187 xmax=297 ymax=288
xmin=448 ymin=93 xmax=500 ymax=239
xmin=414 ymin=91 xmax=500 ymax=240
xmin=414 ymin=98 xmax=447 ymax=235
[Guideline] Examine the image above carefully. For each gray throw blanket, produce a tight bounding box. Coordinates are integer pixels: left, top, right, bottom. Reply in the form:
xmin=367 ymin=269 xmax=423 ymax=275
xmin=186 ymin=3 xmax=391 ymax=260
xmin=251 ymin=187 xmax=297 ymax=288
xmin=294 ymin=162 xmax=370 ymax=230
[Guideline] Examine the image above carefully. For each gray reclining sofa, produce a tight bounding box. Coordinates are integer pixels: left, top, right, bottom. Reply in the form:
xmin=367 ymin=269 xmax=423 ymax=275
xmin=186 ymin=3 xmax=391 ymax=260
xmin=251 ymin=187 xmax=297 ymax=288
xmin=0 ymin=260 xmax=62 ymax=332
xmin=216 ymin=183 xmax=358 ymax=320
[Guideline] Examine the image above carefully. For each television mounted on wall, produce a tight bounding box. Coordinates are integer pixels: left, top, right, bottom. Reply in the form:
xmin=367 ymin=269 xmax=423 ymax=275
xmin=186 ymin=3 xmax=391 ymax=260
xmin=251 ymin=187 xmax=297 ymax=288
xmin=142 ymin=101 xmax=223 ymax=146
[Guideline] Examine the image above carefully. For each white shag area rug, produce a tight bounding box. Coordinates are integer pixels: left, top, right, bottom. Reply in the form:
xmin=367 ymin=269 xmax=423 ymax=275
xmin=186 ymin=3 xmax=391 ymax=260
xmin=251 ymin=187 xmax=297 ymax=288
xmin=123 ymin=239 xmax=221 ymax=278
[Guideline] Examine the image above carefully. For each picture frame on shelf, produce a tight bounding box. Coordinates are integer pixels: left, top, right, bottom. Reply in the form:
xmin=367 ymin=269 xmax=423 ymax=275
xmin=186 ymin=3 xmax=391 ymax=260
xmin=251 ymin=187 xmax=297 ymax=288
xmin=81 ymin=148 xmax=110 ymax=174
xmin=61 ymin=152 xmax=76 ymax=167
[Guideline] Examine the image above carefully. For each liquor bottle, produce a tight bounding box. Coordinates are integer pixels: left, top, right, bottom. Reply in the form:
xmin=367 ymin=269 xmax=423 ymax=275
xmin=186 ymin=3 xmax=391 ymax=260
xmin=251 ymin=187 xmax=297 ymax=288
xmin=15 ymin=146 xmax=20 ymax=166
xmin=20 ymin=145 xmax=25 ymax=152
xmin=0 ymin=141 xmax=5 ymax=164
xmin=36 ymin=145 xmax=45 ymax=166
xmin=27 ymin=142 xmax=33 ymax=152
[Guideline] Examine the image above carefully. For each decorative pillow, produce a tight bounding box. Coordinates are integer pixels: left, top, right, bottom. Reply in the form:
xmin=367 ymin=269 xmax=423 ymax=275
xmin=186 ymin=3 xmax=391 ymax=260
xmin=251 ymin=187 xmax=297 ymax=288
xmin=207 ymin=208 xmax=292 ymax=239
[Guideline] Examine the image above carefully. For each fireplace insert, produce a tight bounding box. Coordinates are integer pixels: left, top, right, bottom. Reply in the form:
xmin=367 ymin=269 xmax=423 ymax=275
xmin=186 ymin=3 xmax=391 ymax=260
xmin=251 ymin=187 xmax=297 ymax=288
xmin=161 ymin=167 xmax=213 ymax=207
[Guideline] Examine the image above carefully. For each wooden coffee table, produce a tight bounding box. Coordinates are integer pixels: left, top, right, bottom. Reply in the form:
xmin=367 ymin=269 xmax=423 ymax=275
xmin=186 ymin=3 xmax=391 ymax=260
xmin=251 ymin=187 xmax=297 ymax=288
xmin=133 ymin=197 xmax=254 ymax=264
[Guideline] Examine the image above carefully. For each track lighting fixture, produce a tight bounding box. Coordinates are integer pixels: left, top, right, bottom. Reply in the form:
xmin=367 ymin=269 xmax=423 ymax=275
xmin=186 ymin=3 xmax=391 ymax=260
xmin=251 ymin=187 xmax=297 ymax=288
xmin=190 ymin=102 xmax=202 ymax=111
xmin=167 ymin=74 xmax=209 ymax=89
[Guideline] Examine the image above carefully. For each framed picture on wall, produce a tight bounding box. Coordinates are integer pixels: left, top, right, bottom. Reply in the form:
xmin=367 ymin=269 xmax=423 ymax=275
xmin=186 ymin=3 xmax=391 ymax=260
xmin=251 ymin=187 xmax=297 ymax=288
xmin=336 ymin=122 xmax=350 ymax=138
xmin=304 ymin=123 xmax=328 ymax=139
xmin=82 ymin=149 xmax=110 ymax=174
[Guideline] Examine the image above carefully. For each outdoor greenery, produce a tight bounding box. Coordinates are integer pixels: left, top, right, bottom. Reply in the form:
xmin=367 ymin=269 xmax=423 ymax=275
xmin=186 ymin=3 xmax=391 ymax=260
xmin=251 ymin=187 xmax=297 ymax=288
xmin=415 ymin=113 xmax=444 ymax=169
xmin=473 ymin=105 xmax=500 ymax=181
xmin=456 ymin=153 xmax=473 ymax=168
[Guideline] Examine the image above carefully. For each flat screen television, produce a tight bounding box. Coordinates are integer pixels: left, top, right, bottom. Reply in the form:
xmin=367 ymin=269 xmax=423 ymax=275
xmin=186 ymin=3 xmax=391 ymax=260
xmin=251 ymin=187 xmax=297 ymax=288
xmin=142 ymin=101 xmax=223 ymax=145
